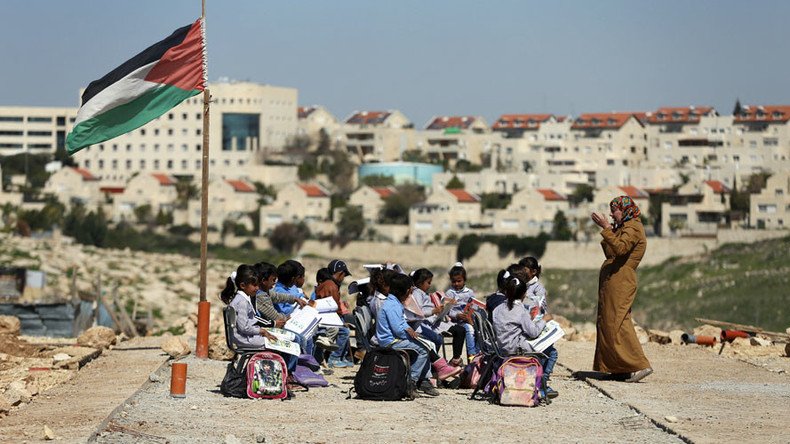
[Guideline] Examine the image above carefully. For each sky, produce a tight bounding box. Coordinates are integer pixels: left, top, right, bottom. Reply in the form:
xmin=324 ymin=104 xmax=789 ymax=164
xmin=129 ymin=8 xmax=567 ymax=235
xmin=2 ymin=0 xmax=790 ymax=126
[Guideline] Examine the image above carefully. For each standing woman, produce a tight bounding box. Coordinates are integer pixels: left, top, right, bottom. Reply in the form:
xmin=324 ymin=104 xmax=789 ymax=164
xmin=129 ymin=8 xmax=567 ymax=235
xmin=590 ymin=196 xmax=652 ymax=382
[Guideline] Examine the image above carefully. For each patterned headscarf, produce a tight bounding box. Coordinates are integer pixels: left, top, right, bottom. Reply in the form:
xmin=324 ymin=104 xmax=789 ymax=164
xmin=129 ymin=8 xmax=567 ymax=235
xmin=609 ymin=195 xmax=641 ymax=224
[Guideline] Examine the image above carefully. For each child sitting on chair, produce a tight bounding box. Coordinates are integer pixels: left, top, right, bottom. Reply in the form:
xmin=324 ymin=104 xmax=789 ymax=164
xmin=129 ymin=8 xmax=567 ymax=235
xmin=445 ymin=263 xmax=480 ymax=365
xmin=375 ymin=273 xmax=439 ymax=397
xmin=519 ymin=256 xmax=559 ymax=399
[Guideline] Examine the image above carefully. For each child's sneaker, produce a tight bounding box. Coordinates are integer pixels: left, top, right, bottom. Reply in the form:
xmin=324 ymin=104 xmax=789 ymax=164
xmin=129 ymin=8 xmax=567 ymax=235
xmin=316 ymin=336 xmax=339 ymax=351
xmin=418 ymin=380 xmax=440 ymax=397
xmin=327 ymin=357 xmax=351 ymax=368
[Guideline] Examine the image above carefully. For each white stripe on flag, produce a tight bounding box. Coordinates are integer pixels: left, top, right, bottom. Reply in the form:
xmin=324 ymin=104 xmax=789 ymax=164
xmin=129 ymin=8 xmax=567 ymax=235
xmin=74 ymin=61 xmax=159 ymax=125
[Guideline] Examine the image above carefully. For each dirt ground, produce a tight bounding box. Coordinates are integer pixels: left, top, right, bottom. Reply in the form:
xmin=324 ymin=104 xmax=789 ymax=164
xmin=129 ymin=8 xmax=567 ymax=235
xmin=2 ymin=336 xmax=787 ymax=443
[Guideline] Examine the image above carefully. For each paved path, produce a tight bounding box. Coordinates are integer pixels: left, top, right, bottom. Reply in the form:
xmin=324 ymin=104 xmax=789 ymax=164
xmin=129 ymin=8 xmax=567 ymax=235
xmin=0 ymin=336 xmax=167 ymax=443
xmin=556 ymin=341 xmax=790 ymax=444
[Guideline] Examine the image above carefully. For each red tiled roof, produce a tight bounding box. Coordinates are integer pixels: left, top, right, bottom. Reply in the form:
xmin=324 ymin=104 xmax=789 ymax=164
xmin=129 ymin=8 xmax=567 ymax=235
xmin=298 ymin=183 xmax=328 ymax=198
xmin=72 ymin=167 xmax=98 ymax=181
xmin=447 ymin=189 xmax=480 ymax=203
xmin=492 ymin=114 xmax=553 ymax=130
xmin=705 ymin=180 xmax=730 ymax=194
xmin=298 ymin=106 xmax=316 ymax=119
xmin=371 ymin=187 xmax=395 ymax=199
xmin=346 ymin=111 xmax=391 ymax=125
xmin=226 ymin=179 xmax=255 ymax=193
xmin=618 ymin=186 xmax=649 ymax=199
xmin=426 ymin=116 xmax=476 ymax=130
xmin=734 ymin=105 xmax=790 ymax=123
xmin=151 ymin=173 xmax=175 ymax=186
xmin=536 ymin=189 xmax=566 ymax=201
xmin=572 ymin=112 xmax=643 ymax=130
xmin=99 ymin=186 xmax=124 ymax=194
xmin=646 ymin=106 xmax=715 ymax=124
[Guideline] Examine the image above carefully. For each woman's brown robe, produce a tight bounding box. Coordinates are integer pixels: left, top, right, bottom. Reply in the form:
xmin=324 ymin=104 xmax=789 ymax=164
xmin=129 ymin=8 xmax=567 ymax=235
xmin=593 ymin=219 xmax=651 ymax=373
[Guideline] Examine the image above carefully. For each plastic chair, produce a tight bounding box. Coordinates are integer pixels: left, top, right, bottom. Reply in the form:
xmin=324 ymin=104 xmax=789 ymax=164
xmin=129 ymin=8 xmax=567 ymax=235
xmin=352 ymin=305 xmax=374 ymax=352
xmin=222 ymin=306 xmax=266 ymax=355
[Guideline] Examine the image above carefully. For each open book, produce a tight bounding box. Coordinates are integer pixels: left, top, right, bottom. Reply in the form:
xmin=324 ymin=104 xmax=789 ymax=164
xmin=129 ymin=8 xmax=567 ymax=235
xmin=284 ymin=305 xmax=320 ymax=339
xmin=462 ymin=297 xmax=486 ymax=316
xmin=313 ymin=297 xmax=344 ymax=327
xmin=526 ymin=320 xmax=565 ymax=353
xmin=403 ymin=294 xmax=425 ymax=322
xmin=263 ymin=328 xmax=301 ymax=356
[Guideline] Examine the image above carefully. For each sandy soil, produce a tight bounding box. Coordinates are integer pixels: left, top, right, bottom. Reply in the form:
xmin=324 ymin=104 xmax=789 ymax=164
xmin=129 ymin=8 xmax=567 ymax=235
xmin=0 ymin=336 xmax=167 ymax=442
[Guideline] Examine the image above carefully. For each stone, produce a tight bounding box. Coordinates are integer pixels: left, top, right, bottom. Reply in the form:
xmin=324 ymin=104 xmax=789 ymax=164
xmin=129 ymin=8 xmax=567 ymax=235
xmin=161 ymin=336 xmax=190 ymax=358
xmin=749 ymin=336 xmax=771 ymax=347
xmin=552 ymin=314 xmax=573 ymax=330
xmin=693 ymin=324 xmax=721 ymax=338
xmin=0 ymin=316 xmax=21 ymax=335
xmin=669 ymin=330 xmax=685 ymax=345
xmin=730 ymin=337 xmax=751 ymax=348
xmin=52 ymin=353 xmax=72 ymax=363
xmin=51 ymin=346 xmax=102 ymax=369
xmin=43 ymin=425 xmax=56 ymax=440
xmin=256 ymin=433 xmax=267 ymax=443
xmin=0 ymin=397 xmax=12 ymax=416
xmin=664 ymin=416 xmax=679 ymax=423
xmin=4 ymin=380 xmax=32 ymax=405
xmin=563 ymin=327 xmax=577 ymax=341
xmin=208 ymin=333 xmax=234 ymax=361
xmin=77 ymin=326 xmax=117 ymax=350
xmin=634 ymin=325 xmax=649 ymax=345
xmin=149 ymin=373 xmax=162 ymax=383
xmin=785 ymin=343 xmax=790 ymax=357
xmin=647 ymin=329 xmax=671 ymax=345
xmin=225 ymin=434 xmax=242 ymax=444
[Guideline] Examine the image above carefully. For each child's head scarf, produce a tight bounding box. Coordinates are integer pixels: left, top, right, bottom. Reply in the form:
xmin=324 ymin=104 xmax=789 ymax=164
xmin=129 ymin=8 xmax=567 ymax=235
xmin=609 ymin=195 xmax=641 ymax=224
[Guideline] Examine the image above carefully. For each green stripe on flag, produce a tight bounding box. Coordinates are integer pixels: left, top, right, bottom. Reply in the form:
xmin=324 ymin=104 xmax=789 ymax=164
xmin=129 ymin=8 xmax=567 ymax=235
xmin=66 ymin=84 xmax=199 ymax=155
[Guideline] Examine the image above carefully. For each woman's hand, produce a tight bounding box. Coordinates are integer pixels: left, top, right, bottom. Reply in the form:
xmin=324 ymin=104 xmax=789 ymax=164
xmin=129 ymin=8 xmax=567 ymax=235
xmin=294 ymin=298 xmax=307 ymax=308
xmin=591 ymin=212 xmax=612 ymax=230
xmin=275 ymin=318 xmax=287 ymax=328
xmin=432 ymin=306 xmax=443 ymax=316
xmin=456 ymin=312 xmax=470 ymax=324
xmin=261 ymin=329 xmax=277 ymax=341
xmin=406 ymin=328 xmax=419 ymax=340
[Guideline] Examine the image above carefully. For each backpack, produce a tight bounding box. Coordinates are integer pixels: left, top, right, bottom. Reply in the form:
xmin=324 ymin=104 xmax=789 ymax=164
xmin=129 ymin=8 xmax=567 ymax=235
xmin=292 ymin=364 xmax=329 ymax=387
xmin=460 ymin=354 xmax=485 ymax=389
xmin=351 ymin=348 xmax=412 ymax=401
xmin=492 ymin=356 xmax=543 ymax=407
xmin=220 ymin=353 xmax=252 ymax=398
xmin=246 ymin=352 xmax=288 ymax=400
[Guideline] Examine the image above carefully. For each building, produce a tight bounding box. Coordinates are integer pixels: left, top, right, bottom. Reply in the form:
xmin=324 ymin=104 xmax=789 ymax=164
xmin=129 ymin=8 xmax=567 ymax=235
xmin=259 ymin=183 xmax=331 ymax=235
xmin=113 ymin=173 xmax=178 ymax=222
xmin=661 ymin=180 xmax=731 ymax=237
xmin=414 ymin=116 xmax=495 ymax=166
xmin=341 ymin=110 xmax=414 ymax=163
xmin=484 ymin=188 xmax=570 ymax=236
xmin=727 ymin=105 xmax=790 ymax=173
xmin=431 ymin=169 xmax=589 ymax=196
xmin=185 ymin=178 xmax=258 ymax=231
xmin=358 ymin=162 xmax=443 ymax=188
xmin=72 ymin=81 xmax=298 ymax=186
xmin=644 ymin=106 xmax=724 ymax=168
xmin=348 ymin=185 xmax=396 ymax=224
xmin=409 ymin=188 xmax=481 ymax=244
xmin=567 ymin=112 xmax=648 ymax=181
xmin=0 ymin=107 xmax=77 ymax=156
xmin=42 ymin=166 xmax=101 ymax=208
xmin=750 ymin=172 xmax=789 ymax=229
xmin=296 ymin=105 xmax=341 ymax=148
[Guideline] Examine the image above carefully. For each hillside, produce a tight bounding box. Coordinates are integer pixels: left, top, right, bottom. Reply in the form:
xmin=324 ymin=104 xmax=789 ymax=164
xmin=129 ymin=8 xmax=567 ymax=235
xmin=468 ymin=235 xmax=790 ymax=331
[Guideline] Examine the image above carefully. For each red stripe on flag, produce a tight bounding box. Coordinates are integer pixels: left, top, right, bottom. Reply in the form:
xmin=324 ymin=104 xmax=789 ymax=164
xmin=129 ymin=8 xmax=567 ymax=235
xmin=144 ymin=19 xmax=205 ymax=91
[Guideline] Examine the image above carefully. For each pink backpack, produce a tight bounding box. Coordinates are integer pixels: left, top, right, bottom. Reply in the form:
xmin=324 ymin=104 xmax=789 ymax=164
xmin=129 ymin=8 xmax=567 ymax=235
xmin=492 ymin=356 xmax=543 ymax=407
xmin=246 ymin=352 xmax=288 ymax=400
xmin=460 ymin=354 xmax=485 ymax=389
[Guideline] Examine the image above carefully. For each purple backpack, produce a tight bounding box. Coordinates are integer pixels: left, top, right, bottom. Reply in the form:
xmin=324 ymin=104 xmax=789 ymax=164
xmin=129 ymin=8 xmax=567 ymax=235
xmin=492 ymin=356 xmax=543 ymax=407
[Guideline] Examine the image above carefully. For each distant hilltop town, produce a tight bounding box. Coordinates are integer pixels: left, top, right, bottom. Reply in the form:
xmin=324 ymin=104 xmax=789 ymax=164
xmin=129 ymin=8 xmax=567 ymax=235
xmin=0 ymin=80 xmax=788 ymax=245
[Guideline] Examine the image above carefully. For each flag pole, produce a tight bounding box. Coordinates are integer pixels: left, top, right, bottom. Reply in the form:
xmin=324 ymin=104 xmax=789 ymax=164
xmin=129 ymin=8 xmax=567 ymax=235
xmin=195 ymin=0 xmax=211 ymax=359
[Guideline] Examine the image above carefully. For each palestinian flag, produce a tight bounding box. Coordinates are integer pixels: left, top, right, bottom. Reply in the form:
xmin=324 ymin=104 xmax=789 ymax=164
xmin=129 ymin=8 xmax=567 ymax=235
xmin=67 ymin=19 xmax=206 ymax=155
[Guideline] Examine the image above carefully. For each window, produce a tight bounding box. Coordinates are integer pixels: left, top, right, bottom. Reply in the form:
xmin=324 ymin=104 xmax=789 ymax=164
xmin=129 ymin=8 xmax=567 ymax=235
xmin=764 ymin=137 xmax=778 ymax=146
xmin=84 ymin=160 xmax=91 ymax=168
xmin=28 ymin=143 xmax=51 ymax=149
xmin=0 ymin=131 xmax=23 ymax=136
xmin=154 ymin=144 xmax=160 ymax=152
xmin=27 ymin=131 xmax=51 ymax=136
xmin=182 ymin=144 xmax=188 ymax=152
xmin=168 ymin=113 xmax=174 ymax=120
xmin=140 ymin=160 xmax=146 ymax=169
xmin=0 ymin=143 xmax=23 ymax=148
xmin=140 ymin=144 xmax=146 ymax=152
xmin=111 ymin=160 xmax=118 ymax=170
xmin=196 ymin=113 xmax=201 ymax=120
xmin=126 ymin=144 xmax=131 ymax=151
xmin=181 ymin=160 xmax=187 ymax=169
xmin=167 ymin=129 xmax=173 ymax=136
xmin=195 ymin=160 xmax=201 ymax=169
xmin=196 ymin=128 xmax=201 ymax=136
xmin=57 ymin=116 xmax=66 ymax=126
xmin=167 ymin=144 xmax=174 ymax=152
xmin=167 ymin=160 xmax=173 ymax=169
xmin=27 ymin=116 xmax=52 ymax=123
xmin=154 ymin=160 xmax=160 ymax=169
xmin=758 ymin=204 xmax=777 ymax=214
xmin=222 ymin=113 xmax=260 ymax=151
xmin=98 ymin=160 xmax=105 ymax=169
xmin=182 ymin=113 xmax=187 ymax=120
xmin=126 ymin=160 xmax=132 ymax=169
xmin=140 ymin=129 xmax=146 ymax=135
xmin=154 ymin=129 xmax=160 ymax=136
xmin=0 ymin=116 xmax=23 ymax=122
xmin=112 ymin=144 xmax=118 ymax=152
xmin=182 ymin=128 xmax=188 ymax=136
xmin=607 ymin=159 xmax=615 ymax=165
xmin=196 ymin=144 xmax=201 ymax=151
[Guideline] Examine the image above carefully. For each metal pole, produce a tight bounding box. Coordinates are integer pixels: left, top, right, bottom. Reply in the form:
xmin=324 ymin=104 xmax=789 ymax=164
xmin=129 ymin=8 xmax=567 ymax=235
xmin=195 ymin=0 xmax=211 ymax=358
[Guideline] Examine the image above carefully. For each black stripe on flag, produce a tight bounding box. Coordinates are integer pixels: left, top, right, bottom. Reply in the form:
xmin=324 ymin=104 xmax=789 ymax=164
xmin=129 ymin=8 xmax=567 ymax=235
xmin=80 ymin=23 xmax=193 ymax=106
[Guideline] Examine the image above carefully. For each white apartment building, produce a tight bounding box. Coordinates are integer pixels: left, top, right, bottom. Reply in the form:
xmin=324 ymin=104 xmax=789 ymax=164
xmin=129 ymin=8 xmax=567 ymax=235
xmin=73 ymin=81 xmax=298 ymax=186
xmin=726 ymin=105 xmax=790 ymax=173
xmin=409 ymin=188 xmax=482 ymax=244
xmin=259 ymin=183 xmax=331 ymax=235
xmin=341 ymin=110 xmax=415 ymax=163
xmin=644 ymin=106 xmax=724 ymax=168
xmin=483 ymin=188 xmax=570 ymax=237
xmin=297 ymin=105 xmax=341 ymax=148
xmin=431 ymin=169 xmax=588 ymax=196
xmin=567 ymin=112 xmax=648 ymax=182
xmin=491 ymin=114 xmax=572 ymax=174
xmin=414 ymin=116 xmax=495 ymax=166
xmin=661 ymin=180 xmax=731 ymax=237
xmin=0 ymin=107 xmax=77 ymax=156
xmin=750 ymin=171 xmax=789 ymax=230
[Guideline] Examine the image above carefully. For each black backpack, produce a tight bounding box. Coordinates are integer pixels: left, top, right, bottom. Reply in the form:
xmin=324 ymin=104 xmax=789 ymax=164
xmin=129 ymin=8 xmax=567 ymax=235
xmin=220 ymin=353 xmax=252 ymax=398
xmin=350 ymin=348 xmax=412 ymax=401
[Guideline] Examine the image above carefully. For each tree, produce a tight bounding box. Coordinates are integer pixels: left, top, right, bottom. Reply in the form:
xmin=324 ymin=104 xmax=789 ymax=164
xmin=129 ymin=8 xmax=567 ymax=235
xmin=401 ymin=149 xmax=428 ymax=163
xmin=446 ymin=175 xmax=465 ymax=190
xmin=253 ymin=181 xmax=277 ymax=205
xmin=297 ymin=158 xmax=319 ymax=181
xmin=268 ymin=222 xmax=310 ymax=254
xmin=551 ymin=210 xmax=572 ymax=241
xmin=479 ymin=193 xmax=512 ymax=211
xmin=322 ymin=150 xmax=356 ymax=194
xmin=134 ymin=204 xmax=153 ymax=224
xmin=316 ymin=128 xmax=331 ymax=154
xmin=361 ymin=174 xmax=395 ymax=187
xmin=569 ymin=184 xmax=594 ymax=206
xmin=379 ymin=184 xmax=425 ymax=224
xmin=175 ymin=178 xmax=198 ymax=209
xmin=155 ymin=208 xmax=173 ymax=226
xmin=334 ymin=205 xmax=365 ymax=246
xmin=454 ymin=159 xmax=483 ymax=173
